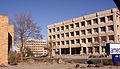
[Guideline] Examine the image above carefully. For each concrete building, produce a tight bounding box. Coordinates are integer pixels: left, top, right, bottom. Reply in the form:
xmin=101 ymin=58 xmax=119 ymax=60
xmin=16 ymin=40 xmax=47 ymax=57
xmin=0 ymin=15 xmax=14 ymax=65
xmin=47 ymin=8 xmax=120 ymax=55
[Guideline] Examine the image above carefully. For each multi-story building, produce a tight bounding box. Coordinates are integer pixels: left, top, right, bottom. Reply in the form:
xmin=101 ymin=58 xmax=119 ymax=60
xmin=0 ymin=15 xmax=14 ymax=65
xmin=47 ymin=8 xmax=120 ymax=55
xmin=16 ymin=40 xmax=47 ymax=57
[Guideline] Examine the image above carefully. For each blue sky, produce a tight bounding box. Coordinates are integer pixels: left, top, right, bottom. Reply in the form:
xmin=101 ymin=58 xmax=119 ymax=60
xmin=0 ymin=0 xmax=117 ymax=40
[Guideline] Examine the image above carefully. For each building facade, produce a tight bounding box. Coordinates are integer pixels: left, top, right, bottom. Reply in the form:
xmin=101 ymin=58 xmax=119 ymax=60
xmin=0 ymin=15 xmax=14 ymax=65
xmin=47 ymin=8 xmax=120 ymax=55
xmin=16 ymin=40 xmax=47 ymax=57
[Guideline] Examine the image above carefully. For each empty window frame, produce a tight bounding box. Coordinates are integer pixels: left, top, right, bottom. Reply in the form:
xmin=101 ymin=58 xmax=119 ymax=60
xmin=94 ymin=37 xmax=99 ymax=42
xmin=71 ymin=40 xmax=74 ymax=44
xmin=65 ymin=25 xmax=69 ymax=29
xmin=49 ymin=36 xmax=52 ymax=39
xmin=81 ymin=39 xmax=86 ymax=43
xmin=93 ymin=28 xmax=98 ymax=33
xmin=100 ymin=17 xmax=105 ymax=22
xmin=61 ymin=41 xmax=64 ymax=45
xmin=81 ymin=21 xmax=85 ymax=27
xmin=87 ymin=20 xmax=91 ymax=26
xmin=81 ymin=30 xmax=85 ymax=35
xmin=87 ymin=29 xmax=92 ymax=34
xmin=76 ymin=39 xmax=80 ymax=44
xmin=65 ymin=33 xmax=69 ymax=37
xmin=57 ymin=34 xmax=60 ymax=39
xmin=49 ymin=29 xmax=51 ymax=33
xmin=108 ymin=25 xmax=114 ymax=31
xmin=75 ymin=22 xmax=79 ymax=28
xmin=53 ymin=28 xmax=55 ymax=32
xmin=70 ymin=24 xmax=74 ymax=28
xmin=75 ymin=31 xmax=80 ymax=36
xmin=70 ymin=32 xmax=74 ymax=37
xmin=107 ymin=15 xmax=113 ymax=21
xmin=66 ymin=40 xmax=69 ymax=45
xmin=101 ymin=36 xmax=106 ymax=42
xmin=87 ymin=38 xmax=92 ymax=43
xmin=53 ymin=35 xmax=55 ymax=39
xmin=53 ymin=42 xmax=56 ymax=46
xmin=61 ymin=26 xmax=64 ymax=30
xmin=57 ymin=27 xmax=60 ymax=31
xmin=109 ymin=35 xmax=114 ymax=42
xmin=61 ymin=34 xmax=64 ymax=38
xmin=100 ymin=26 xmax=106 ymax=32
xmin=93 ymin=18 xmax=98 ymax=24
xmin=57 ymin=42 xmax=60 ymax=45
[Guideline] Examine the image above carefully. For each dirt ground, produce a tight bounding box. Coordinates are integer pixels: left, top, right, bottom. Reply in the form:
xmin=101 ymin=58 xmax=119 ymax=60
xmin=0 ymin=55 xmax=117 ymax=69
xmin=0 ymin=62 xmax=120 ymax=69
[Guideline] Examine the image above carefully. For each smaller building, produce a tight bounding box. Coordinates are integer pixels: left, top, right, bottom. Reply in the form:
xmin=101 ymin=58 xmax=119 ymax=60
xmin=0 ymin=15 xmax=14 ymax=65
xmin=16 ymin=40 xmax=47 ymax=57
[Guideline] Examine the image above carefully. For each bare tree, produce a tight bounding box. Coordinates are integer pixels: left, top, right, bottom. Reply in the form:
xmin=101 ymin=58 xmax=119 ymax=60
xmin=14 ymin=12 xmax=43 ymax=60
xmin=47 ymin=39 xmax=55 ymax=57
xmin=47 ymin=39 xmax=53 ymax=57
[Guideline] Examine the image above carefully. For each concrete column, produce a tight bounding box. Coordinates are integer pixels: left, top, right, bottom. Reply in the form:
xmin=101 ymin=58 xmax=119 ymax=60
xmin=59 ymin=48 xmax=61 ymax=55
xmin=85 ymin=29 xmax=87 ymax=35
xmin=69 ymin=47 xmax=71 ymax=55
xmin=99 ymin=44 xmax=102 ymax=54
xmin=106 ymin=36 xmax=109 ymax=43
xmin=73 ymin=22 xmax=75 ymax=28
xmin=69 ymin=32 xmax=70 ymax=38
xmin=69 ymin=40 xmax=71 ymax=55
xmin=85 ymin=20 xmax=87 ymax=27
xmin=43 ymin=49 xmax=45 ymax=55
xmin=80 ymin=47 xmax=83 ymax=54
xmin=105 ymin=16 xmax=108 ymax=40
xmin=86 ymin=38 xmax=88 ymax=44
xmin=52 ymin=49 xmax=55 ymax=56
xmin=98 ymin=15 xmax=100 ymax=24
xmin=106 ymin=26 xmax=108 ymax=33
xmin=68 ymin=24 xmax=70 ymax=30
xmin=74 ymin=39 xmax=76 ymax=45
xmin=93 ymin=47 xmax=95 ymax=54
xmin=86 ymin=47 xmax=88 ymax=54
xmin=105 ymin=16 xmax=107 ymax=23
xmin=113 ymin=12 xmax=118 ymax=43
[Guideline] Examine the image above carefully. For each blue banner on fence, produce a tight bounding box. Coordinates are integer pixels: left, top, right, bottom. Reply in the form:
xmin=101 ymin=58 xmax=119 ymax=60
xmin=112 ymin=54 xmax=120 ymax=63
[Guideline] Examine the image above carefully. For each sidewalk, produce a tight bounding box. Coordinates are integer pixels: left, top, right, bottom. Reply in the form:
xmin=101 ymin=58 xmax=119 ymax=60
xmin=54 ymin=54 xmax=112 ymax=59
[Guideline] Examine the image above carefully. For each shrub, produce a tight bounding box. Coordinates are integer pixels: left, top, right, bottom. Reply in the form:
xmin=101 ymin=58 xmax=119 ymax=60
xmin=16 ymin=53 xmax=21 ymax=63
xmin=21 ymin=47 xmax=33 ymax=57
xmin=87 ymin=60 xmax=93 ymax=64
xmin=8 ymin=51 xmax=17 ymax=65
xmin=75 ymin=64 xmax=80 ymax=68
xmin=103 ymin=60 xmax=111 ymax=65
xmin=88 ymin=55 xmax=96 ymax=58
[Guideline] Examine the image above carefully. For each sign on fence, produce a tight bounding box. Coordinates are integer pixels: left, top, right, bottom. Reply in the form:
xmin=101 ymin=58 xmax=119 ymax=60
xmin=106 ymin=43 xmax=120 ymax=55
xmin=112 ymin=54 xmax=120 ymax=63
